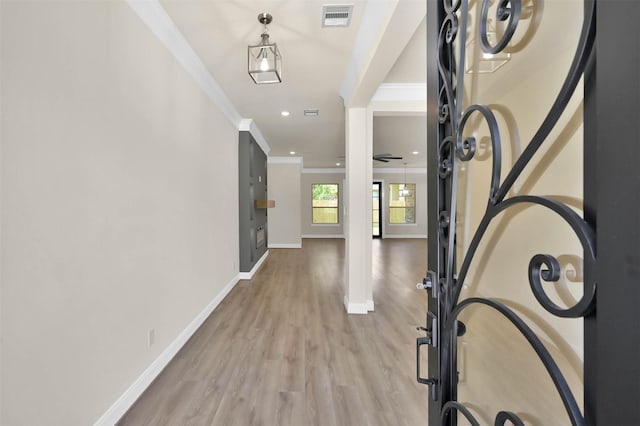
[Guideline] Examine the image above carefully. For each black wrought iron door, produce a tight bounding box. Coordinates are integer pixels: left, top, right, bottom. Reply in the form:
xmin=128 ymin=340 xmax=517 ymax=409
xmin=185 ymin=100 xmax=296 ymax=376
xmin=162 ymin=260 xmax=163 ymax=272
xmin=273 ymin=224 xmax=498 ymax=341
xmin=411 ymin=0 xmax=633 ymax=424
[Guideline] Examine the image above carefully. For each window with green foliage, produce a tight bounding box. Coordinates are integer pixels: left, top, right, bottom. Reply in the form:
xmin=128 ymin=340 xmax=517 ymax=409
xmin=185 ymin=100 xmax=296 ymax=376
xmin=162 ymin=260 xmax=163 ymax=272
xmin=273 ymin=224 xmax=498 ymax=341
xmin=389 ymin=183 xmax=416 ymax=224
xmin=312 ymin=184 xmax=339 ymax=224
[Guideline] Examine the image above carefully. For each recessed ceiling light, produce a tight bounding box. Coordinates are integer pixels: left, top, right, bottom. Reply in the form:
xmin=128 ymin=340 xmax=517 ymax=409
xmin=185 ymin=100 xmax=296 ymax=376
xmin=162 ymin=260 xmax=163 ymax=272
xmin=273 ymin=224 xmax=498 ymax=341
xmin=290 ymin=151 xmax=296 ymax=155
xmin=412 ymin=151 xmax=419 ymax=155
xmin=281 ymin=111 xmax=290 ymax=116
xmin=336 ymin=162 xmax=341 ymax=166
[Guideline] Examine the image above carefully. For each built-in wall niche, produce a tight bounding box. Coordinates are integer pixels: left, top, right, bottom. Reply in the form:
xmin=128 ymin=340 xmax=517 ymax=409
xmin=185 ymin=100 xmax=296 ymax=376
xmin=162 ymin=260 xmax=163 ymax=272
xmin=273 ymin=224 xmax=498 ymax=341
xmin=249 ymin=142 xmax=254 ymax=178
xmin=256 ymin=225 xmax=265 ymax=248
xmin=249 ymin=228 xmax=256 ymax=262
xmin=249 ymin=183 xmax=255 ymax=221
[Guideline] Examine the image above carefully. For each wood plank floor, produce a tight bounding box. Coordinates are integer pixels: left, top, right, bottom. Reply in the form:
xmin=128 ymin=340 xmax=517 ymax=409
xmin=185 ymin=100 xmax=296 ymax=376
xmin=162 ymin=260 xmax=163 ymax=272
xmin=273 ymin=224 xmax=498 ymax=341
xmin=118 ymin=238 xmax=429 ymax=426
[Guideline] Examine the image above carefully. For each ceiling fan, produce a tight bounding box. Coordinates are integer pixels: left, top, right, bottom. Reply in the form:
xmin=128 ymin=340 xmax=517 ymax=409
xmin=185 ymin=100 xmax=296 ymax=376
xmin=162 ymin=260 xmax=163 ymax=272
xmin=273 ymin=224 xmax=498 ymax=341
xmin=373 ymin=153 xmax=403 ymax=162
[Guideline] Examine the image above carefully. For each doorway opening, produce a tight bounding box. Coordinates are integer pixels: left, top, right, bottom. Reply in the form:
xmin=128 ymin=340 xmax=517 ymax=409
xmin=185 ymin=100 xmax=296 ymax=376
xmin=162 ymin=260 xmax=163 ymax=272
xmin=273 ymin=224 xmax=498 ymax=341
xmin=372 ymin=182 xmax=382 ymax=238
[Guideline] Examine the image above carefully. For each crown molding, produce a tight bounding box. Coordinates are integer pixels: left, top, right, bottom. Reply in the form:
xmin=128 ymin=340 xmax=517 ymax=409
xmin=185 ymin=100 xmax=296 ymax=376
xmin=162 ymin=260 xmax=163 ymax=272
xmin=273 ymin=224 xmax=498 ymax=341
xmin=127 ymin=1 xmax=271 ymax=152
xmin=239 ymin=119 xmax=271 ymax=155
xmin=372 ymin=83 xmax=427 ymax=102
xmin=339 ymin=0 xmax=396 ymax=106
xmin=340 ymin=1 xmax=425 ymax=107
xmin=127 ymin=1 xmax=242 ymax=126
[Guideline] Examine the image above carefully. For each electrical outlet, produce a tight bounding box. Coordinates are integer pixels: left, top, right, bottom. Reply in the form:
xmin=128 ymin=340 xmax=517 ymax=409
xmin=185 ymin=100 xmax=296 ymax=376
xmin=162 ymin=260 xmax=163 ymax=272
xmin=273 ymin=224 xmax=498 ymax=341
xmin=148 ymin=329 xmax=155 ymax=347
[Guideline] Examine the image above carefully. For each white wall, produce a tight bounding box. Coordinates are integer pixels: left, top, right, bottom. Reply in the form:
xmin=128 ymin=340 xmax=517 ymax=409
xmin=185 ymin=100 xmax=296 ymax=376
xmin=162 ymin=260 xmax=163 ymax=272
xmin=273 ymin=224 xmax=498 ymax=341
xmin=1 ymin=2 xmax=239 ymax=424
xmin=301 ymin=171 xmax=346 ymax=238
xmin=300 ymin=169 xmax=427 ymax=238
xmin=267 ymin=160 xmax=302 ymax=248
xmin=374 ymin=170 xmax=428 ymax=238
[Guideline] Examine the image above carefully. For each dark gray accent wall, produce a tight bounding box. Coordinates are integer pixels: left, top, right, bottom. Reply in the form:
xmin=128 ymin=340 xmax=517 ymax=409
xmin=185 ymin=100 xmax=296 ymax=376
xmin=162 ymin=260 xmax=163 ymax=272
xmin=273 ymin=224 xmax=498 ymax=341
xmin=239 ymin=131 xmax=268 ymax=273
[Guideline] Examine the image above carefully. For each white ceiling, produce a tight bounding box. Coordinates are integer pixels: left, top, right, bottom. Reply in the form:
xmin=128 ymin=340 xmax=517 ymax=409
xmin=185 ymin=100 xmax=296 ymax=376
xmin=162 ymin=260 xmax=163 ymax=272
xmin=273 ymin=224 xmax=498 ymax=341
xmin=160 ymin=0 xmax=426 ymax=168
xmin=373 ymin=116 xmax=427 ymax=168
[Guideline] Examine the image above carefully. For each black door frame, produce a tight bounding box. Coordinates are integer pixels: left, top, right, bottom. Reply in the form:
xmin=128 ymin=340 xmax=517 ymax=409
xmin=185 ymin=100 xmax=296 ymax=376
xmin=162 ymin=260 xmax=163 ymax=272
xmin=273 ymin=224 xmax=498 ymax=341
xmin=423 ymin=0 xmax=640 ymax=424
xmin=373 ymin=181 xmax=382 ymax=239
xmin=584 ymin=2 xmax=640 ymax=424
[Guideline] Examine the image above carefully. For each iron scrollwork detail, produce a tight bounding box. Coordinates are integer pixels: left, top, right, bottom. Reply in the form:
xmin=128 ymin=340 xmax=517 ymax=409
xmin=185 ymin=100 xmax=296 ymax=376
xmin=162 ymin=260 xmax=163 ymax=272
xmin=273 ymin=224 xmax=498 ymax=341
xmin=420 ymin=0 xmax=597 ymax=424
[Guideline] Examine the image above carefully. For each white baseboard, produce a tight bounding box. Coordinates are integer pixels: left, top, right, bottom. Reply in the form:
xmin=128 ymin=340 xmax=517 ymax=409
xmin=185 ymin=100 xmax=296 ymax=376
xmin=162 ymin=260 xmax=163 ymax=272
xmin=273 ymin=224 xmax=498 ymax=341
xmin=268 ymin=243 xmax=302 ymax=249
xmin=238 ymin=250 xmax=269 ymax=280
xmin=366 ymin=299 xmax=375 ymax=311
xmin=94 ymin=274 xmax=241 ymax=426
xmin=302 ymin=234 xmax=345 ymax=239
xmin=381 ymin=234 xmax=428 ymax=239
xmin=343 ymin=296 xmax=374 ymax=314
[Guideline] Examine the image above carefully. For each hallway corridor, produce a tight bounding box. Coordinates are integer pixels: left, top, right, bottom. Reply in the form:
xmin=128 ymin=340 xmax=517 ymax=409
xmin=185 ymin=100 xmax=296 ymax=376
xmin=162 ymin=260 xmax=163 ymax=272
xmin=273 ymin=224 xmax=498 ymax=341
xmin=118 ymin=239 xmax=428 ymax=425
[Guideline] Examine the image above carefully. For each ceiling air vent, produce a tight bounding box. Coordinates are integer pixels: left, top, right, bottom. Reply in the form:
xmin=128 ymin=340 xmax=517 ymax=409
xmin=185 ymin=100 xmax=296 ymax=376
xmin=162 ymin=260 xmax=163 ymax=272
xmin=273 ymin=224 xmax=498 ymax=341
xmin=304 ymin=109 xmax=320 ymax=117
xmin=322 ymin=4 xmax=354 ymax=27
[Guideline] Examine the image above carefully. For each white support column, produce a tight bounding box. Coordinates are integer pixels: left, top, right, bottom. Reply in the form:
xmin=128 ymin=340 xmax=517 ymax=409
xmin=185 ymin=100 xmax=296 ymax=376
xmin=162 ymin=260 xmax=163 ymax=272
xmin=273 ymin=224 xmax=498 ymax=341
xmin=344 ymin=107 xmax=374 ymax=314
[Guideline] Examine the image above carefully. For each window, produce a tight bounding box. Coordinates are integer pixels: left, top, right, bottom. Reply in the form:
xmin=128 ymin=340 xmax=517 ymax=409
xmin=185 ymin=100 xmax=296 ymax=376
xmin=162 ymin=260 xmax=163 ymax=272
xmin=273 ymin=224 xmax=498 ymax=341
xmin=389 ymin=183 xmax=416 ymax=224
xmin=312 ymin=183 xmax=339 ymax=224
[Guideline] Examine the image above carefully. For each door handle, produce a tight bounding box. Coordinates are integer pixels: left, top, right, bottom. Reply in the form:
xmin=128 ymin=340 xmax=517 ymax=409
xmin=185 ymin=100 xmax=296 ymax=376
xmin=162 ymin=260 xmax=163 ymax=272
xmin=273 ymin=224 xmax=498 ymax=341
xmin=416 ymin=327 xmax=438 ymax=400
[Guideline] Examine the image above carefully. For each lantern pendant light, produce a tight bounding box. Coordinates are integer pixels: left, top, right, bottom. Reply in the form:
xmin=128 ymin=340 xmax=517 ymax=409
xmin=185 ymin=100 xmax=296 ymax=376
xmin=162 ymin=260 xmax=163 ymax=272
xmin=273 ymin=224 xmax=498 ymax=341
xmin=248 ymin=13 xmax=282 ymax=84
xmin=400 ymin=162 xmax=410 ymax=197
